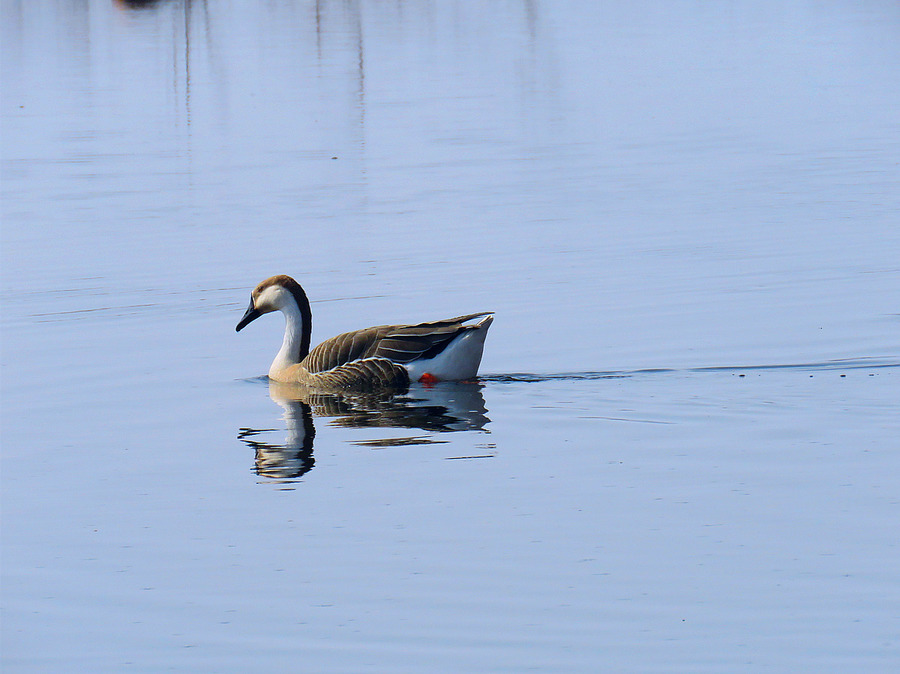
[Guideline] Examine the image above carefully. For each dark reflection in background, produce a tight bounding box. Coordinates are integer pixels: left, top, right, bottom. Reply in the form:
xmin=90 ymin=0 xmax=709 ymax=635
xmin=102 ymin=0 xmax=546 ymax=144
xmin=3 ymin=0 xmax=555 ymax=249
xmin=239 ymin=380 xmax=490 ymax=483
xmin=115 ymin=0 xmax=173 ymax=9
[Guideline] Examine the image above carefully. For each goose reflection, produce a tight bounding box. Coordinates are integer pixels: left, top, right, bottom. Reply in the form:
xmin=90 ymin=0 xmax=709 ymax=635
xmin=238 ymin=380 xmax=490 ymax=482
xmin=238 ymin=396 xmax=316 ymax=481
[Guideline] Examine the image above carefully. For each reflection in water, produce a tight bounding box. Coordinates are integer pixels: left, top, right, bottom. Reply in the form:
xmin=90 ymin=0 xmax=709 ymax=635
xmin=111 ymin=0 xmax=204 ymax=136
xmin=238 ymin=380 xmax=490 ymax=483
xmin=114 ymin=0 xmax=171 ymax=8
xmin=238 ymin=399 xmax=316 ymax=481
xmin=102 ymin=0 xmax=550 ymax=167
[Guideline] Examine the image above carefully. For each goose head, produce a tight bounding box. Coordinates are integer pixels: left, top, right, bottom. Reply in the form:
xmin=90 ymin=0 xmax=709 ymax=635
xmin=236 ymin=275 xmax=303 ymax=332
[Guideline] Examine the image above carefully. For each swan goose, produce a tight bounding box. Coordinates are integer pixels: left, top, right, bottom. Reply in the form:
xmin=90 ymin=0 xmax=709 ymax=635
xmin=236 ymin=275 xmax=493 ymax=389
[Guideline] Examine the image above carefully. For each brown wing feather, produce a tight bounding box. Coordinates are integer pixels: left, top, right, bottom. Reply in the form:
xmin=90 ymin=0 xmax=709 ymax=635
xmin=302 ymin=326 xmax=388 ymax=373
xmin=374 ymin=312 xmax=493 ymax=363
xmin=306 ymin=357 xmax=409 ymax=391
xmin=302 ymin=312 xmax=493 ymax=373
xmin=375 ymin=332 xmax=455 ymax=363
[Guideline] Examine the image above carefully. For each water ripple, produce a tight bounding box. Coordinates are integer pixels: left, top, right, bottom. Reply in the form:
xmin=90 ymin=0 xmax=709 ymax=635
xmin=481 ymin=357 xmax=900 ymax=383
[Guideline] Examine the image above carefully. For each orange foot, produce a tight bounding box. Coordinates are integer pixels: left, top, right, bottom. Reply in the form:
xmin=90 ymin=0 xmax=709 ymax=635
xmin=418 ymin=373 xmax=440 ymax=386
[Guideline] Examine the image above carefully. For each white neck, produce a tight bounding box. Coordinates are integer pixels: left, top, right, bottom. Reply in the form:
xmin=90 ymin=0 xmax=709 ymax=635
xmin=269 ymin=295 xmax=306 ymax=378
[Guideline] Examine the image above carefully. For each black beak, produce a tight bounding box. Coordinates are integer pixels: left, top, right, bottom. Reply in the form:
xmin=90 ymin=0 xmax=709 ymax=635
xmin=236 ymin=299 xmax=261 ymax=332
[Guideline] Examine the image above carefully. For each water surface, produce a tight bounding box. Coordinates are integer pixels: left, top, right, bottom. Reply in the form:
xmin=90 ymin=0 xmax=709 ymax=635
xmin=2 ymin=1 xmax=899 ymax=671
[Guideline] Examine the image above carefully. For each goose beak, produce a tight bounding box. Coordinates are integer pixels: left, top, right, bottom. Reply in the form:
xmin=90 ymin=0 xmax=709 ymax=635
xmin=236 ymin=299 xmax=261 ymax=332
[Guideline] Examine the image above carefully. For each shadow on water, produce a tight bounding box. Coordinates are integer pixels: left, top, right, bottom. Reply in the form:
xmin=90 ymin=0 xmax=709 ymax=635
xmin=238 ymin=379 xmax=490 ymax=484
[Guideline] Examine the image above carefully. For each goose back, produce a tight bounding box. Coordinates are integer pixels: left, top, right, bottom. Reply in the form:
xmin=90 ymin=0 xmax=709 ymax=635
xmin=302 ymin=312 xmax=492 ymax=373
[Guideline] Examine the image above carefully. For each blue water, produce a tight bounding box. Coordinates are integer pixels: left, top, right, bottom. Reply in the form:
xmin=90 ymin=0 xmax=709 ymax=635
xmin=2 ymin=1 xmax=899 ymax=671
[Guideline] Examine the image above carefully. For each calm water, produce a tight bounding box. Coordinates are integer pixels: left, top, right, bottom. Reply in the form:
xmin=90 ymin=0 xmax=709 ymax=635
xmin=2 ymin=0 xmax=899 ymax=671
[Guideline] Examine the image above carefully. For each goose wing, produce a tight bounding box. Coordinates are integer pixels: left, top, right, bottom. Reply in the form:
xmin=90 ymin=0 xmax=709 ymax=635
xmin=305 ymin=357 xmax=409 ymax=391
xmin=302 ymin=312 xmax=493 ymax=372
xmin=374 ymin=312 xmax=493 ymax=364
xmin=302 ymin=325 xmax=394 ymax=373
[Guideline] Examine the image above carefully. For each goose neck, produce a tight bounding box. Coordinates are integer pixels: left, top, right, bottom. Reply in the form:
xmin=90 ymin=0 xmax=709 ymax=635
xmin=269 ymin=291 xmax=312 ymax=377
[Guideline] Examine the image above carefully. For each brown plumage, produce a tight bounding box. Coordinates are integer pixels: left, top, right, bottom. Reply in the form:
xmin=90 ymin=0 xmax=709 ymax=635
xmin=304 ymin=312 xmax=493 ymax=371
xmin=283 ymin=355 xmax=410 ymax=391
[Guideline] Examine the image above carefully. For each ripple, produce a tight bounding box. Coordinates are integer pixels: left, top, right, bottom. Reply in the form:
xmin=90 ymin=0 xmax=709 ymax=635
xmin=481 ymin=356 xmax=900 ymax=383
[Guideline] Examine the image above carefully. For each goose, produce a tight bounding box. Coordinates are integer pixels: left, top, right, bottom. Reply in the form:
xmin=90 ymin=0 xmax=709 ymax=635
xmin=236 ymin=275 xmax=493 ymax=389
